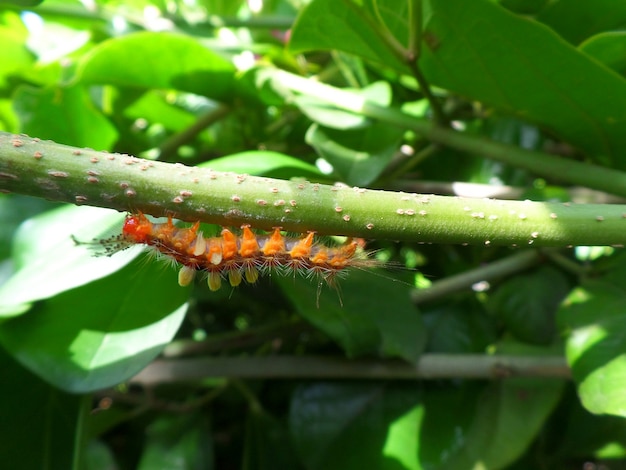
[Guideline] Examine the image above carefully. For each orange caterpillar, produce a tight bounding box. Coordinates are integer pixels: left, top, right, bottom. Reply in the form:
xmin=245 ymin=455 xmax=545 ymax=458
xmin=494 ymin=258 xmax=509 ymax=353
xmin=98 ymin=212 xmax=369 ymax=291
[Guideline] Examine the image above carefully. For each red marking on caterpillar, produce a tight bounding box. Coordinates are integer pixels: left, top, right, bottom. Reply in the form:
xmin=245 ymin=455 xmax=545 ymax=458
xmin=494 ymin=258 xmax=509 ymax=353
xmin=82 ymin=213 xmax=377 ymax=299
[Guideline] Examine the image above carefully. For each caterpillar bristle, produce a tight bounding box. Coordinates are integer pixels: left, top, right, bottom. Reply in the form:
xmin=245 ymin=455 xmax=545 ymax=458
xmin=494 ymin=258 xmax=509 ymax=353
xmin=71 ymin=233 xmax=132 ymax=257
xmin=87 ymin=212 xmax=377 ymax=295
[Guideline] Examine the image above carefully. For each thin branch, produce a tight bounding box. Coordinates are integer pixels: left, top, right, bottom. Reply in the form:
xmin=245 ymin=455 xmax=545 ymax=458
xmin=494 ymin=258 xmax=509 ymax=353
xmin=380 ymin=143 xmax=439 ymax=183
xmin=407 ymin=0 xmax=422 ymax=62
xmin=411 ymin=249 xmax=544 ymax=304
xmin=364 ymin=0 xmax=447 ymax=124
xmin=163 ymin=320 xmax=312 ymax=357
xmin=231 ymin=379 xmax=263 ymax=413
xmin=541 ymin=250 xmax=591 ymax=278
xmin=405 ymin=0 xmax=447 ymax=124
xmin=408 ymin=61 xmax=448 ymax=125
xmin=130 ymin=355 xmax=571 ymax=385
xmin=94 ymin=384 xmax=227 ymax=413
xmin=157 ymin=104 xmax=231 ymax=161
xmin=364 ymin=0 xmax=409 ymax=63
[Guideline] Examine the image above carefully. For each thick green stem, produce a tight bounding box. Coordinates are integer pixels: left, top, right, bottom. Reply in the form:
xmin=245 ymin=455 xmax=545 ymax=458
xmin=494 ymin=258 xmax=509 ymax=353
xmin=2 ymin=132 xmax=626 ymax=246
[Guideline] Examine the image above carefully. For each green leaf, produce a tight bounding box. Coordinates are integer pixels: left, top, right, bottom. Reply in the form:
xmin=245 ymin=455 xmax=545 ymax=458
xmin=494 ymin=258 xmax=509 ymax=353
xmin=0 ymin=206 xmax=137 ymax=318
xmin=0 ymin=28 xmax=34 ymax=88
xmin=420 ymin=0 xmax=626 ymax=166
xmin=536 ymin=0 xmax=626 ymax=45
xmin=423 ymin=303 xmax=496 ymax=353
xmin=418 ymin=382 xmax=482 ymax=468
xmin=295 ymin=81 xmax=393 ymax=130
xmin=421 ymin=343 xmax=564 ymax=469
xmin=84 ymin=440 xmax=118 ymax=470
xmin=138 ymin=414 xmax=213 ymax=470
xmin=498 ymin=0 xmax=547 ymax=15
xmin=289 ymin=382 xmax=421 ymax=470
xmin=77 ymin=31 xmax=236 ymax=101
xmin=0 ymin=346 xmax=88 ymax=469
xmin=557 ymin=391 xmax=626 ymax=459
xmin=124 ymin=90 xmax=197 ymax=132
xmin=198 ymin=0 xmax=244 ymax=16
xmin=579 ymin=32 xmax=626 ymax=76
xmin=0 ymin=252 xmax=189 ymax=392
xmin=277 ymin=268 xmax=425 ymax=362
xmin=201 ymin=150 xmax=323 ymax=179
xmin=306 ymin=122 xmax=403 ymax=186
xmin=235 ymin=67 xmax=287 ymax=107
xmin=381 ymin=404 xmax=422 ymax=470
xmin=0 ymin=207 xmax=189 ymax=391
xmin=243 ymin=409 xmax=301 ymax=470
xmin=487 ymin=266 xmax=570 ymax=345
xmin=558 ymin=281 xmax=626 ymax=416
xmin=289 ymin=0 xmax=409 ymax=73
xmin=0 ymin=194 xmax=60 ymax=260
xmin=13 ymin=84 xmax=118 ymax=149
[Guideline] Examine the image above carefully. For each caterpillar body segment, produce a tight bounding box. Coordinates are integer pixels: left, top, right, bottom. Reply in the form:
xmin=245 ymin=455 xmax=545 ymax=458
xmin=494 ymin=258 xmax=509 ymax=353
xmin=118 ymin=213 xmax=369 ymax=291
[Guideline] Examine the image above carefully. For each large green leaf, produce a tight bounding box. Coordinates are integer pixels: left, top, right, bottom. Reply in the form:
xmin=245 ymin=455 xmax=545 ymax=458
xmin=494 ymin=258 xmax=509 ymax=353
xmin=486 ymin=266 xmax=570 ymax=345
xmin=77 ymin=31 xmax=236 ymax=101
xmin=295 ymin=81 xmax=393 ymax=130
xmin=419 ymin=0 xmax=626 ymax=167
xmin=291 ymin=0 xmax=626 ymax=167
xmin=536 ymin=0 xmax=626 ymax=45
xmin=0 ymin=194 xmax=59 ymax=261
xmin=289 ymin=0 xmax=409 ymax=73
xmin=243 ymin=409 xmax=301 ymax=470
xmin=0 ymin=254 xmax=189 ymax=392
xmin=0 ymin=206 xmax=189 ymax=391
xmin=289 ymin=382 xmax=421 ymax=470
xmin=124 ymin=90 xmax=197 ymax=132
xmin=558 ymin=280 xmax=626 ymax=416
xmin=579 ymin=32 xmax=626 ymax=76
xmin=0 ymin=27 xmax=34 ymax=88
xmin=306 ymin=122 xmax=404 ymax=186
xmin=202 ymin=150 xmax=323 ymax=180
xmin=277 ymin=268 xmax=425 ymax=362
xmin=382 ymin=404 xmax=422 ymax=470
xmin=420 ymin=344 xmax=564 ymax=469
xmin=423 ymin=303 xmax=496 ymax=353
xmin=417 ymin=383 xmax=482 ymax=468
xmin=0 ymin=346 xmax=88 ymax=469
xmin=556 ymin=389 xmax=626 ymax=460
xmin=137 ymin=414 xmax=213 ymax=470
xmin=289 ymin=378 xmax=558 ymax=470
xmin=13 ymin=84 xmax=118 ymax=149
xmin=0 ymin=206 xmax=137 ymax=318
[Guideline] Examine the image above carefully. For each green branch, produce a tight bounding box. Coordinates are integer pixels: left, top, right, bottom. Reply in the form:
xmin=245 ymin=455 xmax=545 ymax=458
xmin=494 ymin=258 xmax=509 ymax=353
xmin=411 ymin=250 xmax=544 ymax=304
xmin=2 ymin=131 xmax=626 ymax=247
xmin=157 ymin=104 xmax=231 ymax=161
xmin=130 ymin=355 xmax=571 ymax=384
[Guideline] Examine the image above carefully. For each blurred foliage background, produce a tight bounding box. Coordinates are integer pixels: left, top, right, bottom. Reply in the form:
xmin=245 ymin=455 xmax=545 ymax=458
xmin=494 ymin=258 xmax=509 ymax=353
xmin=3 ymin=0 xmax=626 ymax=469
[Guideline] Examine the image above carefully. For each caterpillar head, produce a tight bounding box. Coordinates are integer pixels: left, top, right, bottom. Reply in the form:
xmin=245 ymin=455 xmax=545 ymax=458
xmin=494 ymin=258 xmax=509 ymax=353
xmin=122 ymin=213 xmax=152 ymax=243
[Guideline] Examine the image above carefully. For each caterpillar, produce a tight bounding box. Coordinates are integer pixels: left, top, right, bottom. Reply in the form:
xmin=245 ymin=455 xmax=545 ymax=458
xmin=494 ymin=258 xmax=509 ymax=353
xmin=86 ymin=212 xmax=372 ymax=292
